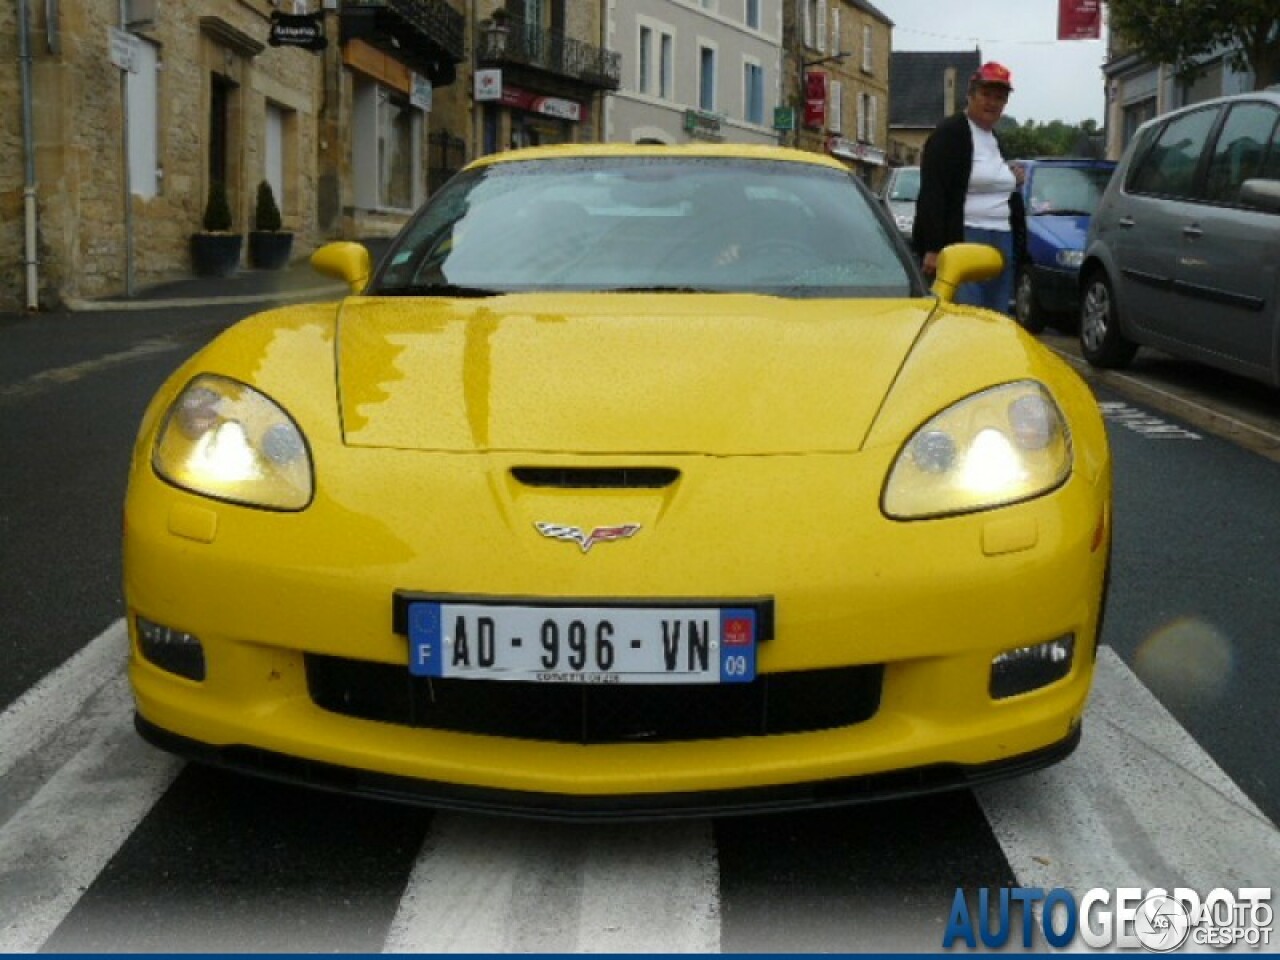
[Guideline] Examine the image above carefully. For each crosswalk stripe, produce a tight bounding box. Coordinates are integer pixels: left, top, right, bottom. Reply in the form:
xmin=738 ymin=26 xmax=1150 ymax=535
xmin=385 ymin=815 xmax=720 ymax=953
xmin=977 ymin=645 xmax=1280 ymax=893
xmin=0 ymin=668 xmax=182 ymax=951
xmin=0 ymin=620 xmax=129 ymax=780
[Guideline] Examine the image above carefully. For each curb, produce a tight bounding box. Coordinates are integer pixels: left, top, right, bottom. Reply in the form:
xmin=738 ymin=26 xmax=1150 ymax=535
xmin=62 ymin=282 xmax=347 ymax=313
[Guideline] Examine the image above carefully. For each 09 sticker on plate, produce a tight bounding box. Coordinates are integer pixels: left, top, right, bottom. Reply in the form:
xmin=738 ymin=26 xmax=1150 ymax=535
xmin=408 ymin=602 xmax=756 ymax=684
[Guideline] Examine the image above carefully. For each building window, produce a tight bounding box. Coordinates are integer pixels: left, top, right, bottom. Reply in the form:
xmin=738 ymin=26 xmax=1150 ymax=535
xmin=661 ymin=34 xmax=673 ymax=98
xmin=830 ymin=6 xmax=841 ymax=56
xmin=699 ymin=45 xmax=716 ymax=112
xmin=264 ymin=102 xmax=288 ymax=215
xmin=829 ymin=80 xmax=842 ymax=133
xmin=127 ymin=37 xmax=160 ymax=199
xmin=745 ymin=62 xmax=764 ymax=124
xmin=746 ymin=0 xmax=760 ymax=30
xmin=639 ymin=25 xmax=652 ymax=94
xmin=353 ymin=77 xmax=422 ymax=211
xmin=640 ymin=20 xmax=675 ymax=100
xmin=862 ymin=24 xmax=873 ymax=73
xmin=856 ymin=92 xmax=878 ymax=144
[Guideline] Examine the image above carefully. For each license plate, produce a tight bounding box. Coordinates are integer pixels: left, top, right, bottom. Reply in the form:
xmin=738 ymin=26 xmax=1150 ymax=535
xmin=407 ymin=602 xmax=757 ymax=684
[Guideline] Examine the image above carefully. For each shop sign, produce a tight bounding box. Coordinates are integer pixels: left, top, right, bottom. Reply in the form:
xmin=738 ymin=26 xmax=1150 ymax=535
xmin=803 ymin=71 xmax=827 ymax=129
xmin=1057 ymin=0 xmax=1101 ymax=40
xmin=268 ymin=12 xmax=327 ymax=51
xmin=827 ymin=135 xmax=887 ymax=167
xmin=500 ymin=85 xmax=586 ymax=123
xmin=475 ymin=68 xmax=502 ymax=102
xmin=773 ymin=106 xmax=796 ymax=132
xmin=683 ymin=110 xmax=723 ymax=141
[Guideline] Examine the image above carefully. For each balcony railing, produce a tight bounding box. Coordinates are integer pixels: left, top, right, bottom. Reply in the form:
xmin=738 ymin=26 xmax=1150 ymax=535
xmin=342 ymin=0 xmax=465 ymax=62
xmin=477 ymin=15 xmax=621 ymax=91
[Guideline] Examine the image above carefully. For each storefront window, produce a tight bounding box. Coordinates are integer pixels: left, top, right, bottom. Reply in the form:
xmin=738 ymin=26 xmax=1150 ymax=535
xmin=353 ymin=77 xmax=423 ymax=212
xmin=379 ymin=91 xmax=415 ymax=209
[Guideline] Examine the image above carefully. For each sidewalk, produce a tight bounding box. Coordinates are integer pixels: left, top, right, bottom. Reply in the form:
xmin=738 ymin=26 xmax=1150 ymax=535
xmin=59 ymin=238 xmax=393 ymax=313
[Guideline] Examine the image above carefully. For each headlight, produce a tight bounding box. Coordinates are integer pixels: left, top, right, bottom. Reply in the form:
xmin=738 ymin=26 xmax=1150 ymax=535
xmin=883 ymin=381 xmax=1071 ymax=519
xmin=152 ymin=374 xmax=313 ymax=510
xmin=1055 ymin=249 xmax=1084 ymax=269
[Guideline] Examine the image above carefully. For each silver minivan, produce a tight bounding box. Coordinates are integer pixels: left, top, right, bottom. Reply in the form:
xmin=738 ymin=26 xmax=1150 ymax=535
xmin=1079 ymin=90 xmax=1280 ymax=385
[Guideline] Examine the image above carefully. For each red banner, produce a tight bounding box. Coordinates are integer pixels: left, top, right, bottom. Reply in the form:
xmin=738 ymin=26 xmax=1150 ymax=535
xmin=803 ymin=70 xmax=828 ymax=129
xmin=1058 ymin=0 xmax=1101 ymax=40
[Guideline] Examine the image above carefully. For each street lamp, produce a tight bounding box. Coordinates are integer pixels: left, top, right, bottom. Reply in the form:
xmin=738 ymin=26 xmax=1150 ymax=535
xmin=795 ymin=50 xmax=848 ymax=147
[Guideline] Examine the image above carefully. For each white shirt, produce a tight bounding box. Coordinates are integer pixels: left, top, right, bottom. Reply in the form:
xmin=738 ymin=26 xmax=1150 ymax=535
xmin=964 ymin=119 xmax=1015 ymax=231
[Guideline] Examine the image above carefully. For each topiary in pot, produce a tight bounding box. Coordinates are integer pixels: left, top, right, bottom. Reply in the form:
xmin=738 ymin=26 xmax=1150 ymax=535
xmin=249 ymin=180 xmax=293 ymax=270
xmin=191 ymin=180 xmax=241 ymax=277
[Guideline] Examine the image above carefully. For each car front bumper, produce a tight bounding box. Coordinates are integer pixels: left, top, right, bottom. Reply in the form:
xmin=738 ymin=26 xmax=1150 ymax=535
xmin=125 ymin=444 xmax=1110 ymax=816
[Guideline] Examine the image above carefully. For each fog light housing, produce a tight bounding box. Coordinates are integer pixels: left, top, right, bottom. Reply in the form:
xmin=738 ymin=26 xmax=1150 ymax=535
xmin=136 ymin=616 xmax=206 ymax=681
xmin=990 ymin=634 xmax=1074 ymax=699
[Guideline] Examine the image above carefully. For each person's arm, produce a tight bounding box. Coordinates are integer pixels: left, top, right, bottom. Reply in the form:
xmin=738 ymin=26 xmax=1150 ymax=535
xmin=912 ymin=117 xmax=958 ymax=274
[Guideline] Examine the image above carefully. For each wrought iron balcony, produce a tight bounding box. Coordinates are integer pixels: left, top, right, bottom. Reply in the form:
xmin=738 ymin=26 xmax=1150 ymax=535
xmin=477 ymin=14 xmax=621 ymax=91
xmin=341 ymin=0 xmax=466 ymax=84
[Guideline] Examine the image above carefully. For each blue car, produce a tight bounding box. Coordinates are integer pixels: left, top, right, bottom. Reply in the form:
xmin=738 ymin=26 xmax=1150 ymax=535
xmin=1014 ymin=158 xmax=1116 ymax=333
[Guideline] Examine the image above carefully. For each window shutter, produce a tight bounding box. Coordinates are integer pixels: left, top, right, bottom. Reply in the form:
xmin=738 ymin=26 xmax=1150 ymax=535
xmin=815 ymin=2 xmax=827 ymax=53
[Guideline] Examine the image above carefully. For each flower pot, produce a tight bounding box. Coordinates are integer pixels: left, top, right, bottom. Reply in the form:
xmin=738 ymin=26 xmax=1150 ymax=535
xmin=249 ymin=231 xmax=294 ymax=270
xmin=190 ymin=233 xmax=243 ymax=277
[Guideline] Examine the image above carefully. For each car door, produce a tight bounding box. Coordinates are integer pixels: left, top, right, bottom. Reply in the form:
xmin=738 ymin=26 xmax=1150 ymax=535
xmin=1108 ymin=104 xmax=1223 ymax=342
xmin=1169 ymin=99 xmax=1280 ymax=378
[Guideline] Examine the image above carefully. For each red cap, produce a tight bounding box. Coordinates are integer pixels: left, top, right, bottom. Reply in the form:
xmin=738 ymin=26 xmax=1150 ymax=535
xmin=972 ymin=61 xmax=1014 ymax=90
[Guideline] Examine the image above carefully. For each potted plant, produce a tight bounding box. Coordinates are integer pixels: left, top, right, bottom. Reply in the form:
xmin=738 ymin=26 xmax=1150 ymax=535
xmin=189 ymin=180 xmax=242 ymax=278
xmin=248 ymin=180 xmax=294 ymax=270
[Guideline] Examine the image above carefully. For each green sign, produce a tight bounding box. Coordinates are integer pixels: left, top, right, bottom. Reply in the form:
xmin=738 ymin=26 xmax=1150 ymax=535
xmin=773 ymin=106 xmax=796 ymax=131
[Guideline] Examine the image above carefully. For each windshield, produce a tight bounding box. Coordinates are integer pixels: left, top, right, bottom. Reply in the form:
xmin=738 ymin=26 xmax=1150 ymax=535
xmin=888 ymin=167 xmax=920 ymax=202
xmin=1026 ymin=165 xmax=1115 ymax=215
xmin=371 ymin=156 xmax=916 ymax=299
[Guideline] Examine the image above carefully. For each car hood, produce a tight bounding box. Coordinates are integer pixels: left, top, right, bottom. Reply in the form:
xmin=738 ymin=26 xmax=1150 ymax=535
xmin=335 ymin=293 xmax=932 ymax=455
xmin=1028 ymin=214 xmax=1089 ymax=252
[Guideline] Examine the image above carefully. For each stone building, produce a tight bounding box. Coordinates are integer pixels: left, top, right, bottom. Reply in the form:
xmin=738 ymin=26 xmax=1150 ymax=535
xmin=0 ymin=0 xmax=617 ymax=313
xmin=785 ymin=0 xmax=892 ymax=187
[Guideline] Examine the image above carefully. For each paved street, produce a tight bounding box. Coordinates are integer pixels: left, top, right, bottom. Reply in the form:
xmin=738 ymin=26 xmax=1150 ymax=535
xmin=3 ymin=284 xmax=1279 ymax=952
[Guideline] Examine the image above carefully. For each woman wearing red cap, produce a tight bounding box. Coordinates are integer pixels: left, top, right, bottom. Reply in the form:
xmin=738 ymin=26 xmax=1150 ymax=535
xmin=912 ymin=61 xmax=1026 ymax=314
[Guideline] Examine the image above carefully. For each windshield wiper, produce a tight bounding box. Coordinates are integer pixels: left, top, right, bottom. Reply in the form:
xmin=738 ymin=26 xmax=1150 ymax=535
xmin=380 ymin=283 xmax=503 ymax=298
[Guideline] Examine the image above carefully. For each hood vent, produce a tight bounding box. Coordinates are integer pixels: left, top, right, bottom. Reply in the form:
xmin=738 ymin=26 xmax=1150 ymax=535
xmin=511 ymin=467 xmax=680 ymax=490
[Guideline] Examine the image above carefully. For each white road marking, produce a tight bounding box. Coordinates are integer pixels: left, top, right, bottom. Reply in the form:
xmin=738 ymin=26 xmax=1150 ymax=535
xmin=0 ymin=620 xmax=129 ymax=780
xmin=385 ymin=815 xmax=720 ymax=953
xmin=0 ymin=339 xmax=180 ymax=405
xmin=0 ymin=621 xmax=183 ymax=952
xmin=978 ymin=646 xmax=1280 ymax=893
xmin=4 ymin=623 xmax=1276 ymax=953
xmin=1099 ymin=401 xmax=1202 ymax=440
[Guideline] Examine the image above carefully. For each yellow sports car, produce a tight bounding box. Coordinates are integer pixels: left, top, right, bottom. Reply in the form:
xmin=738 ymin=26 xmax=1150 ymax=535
xmin=125 ymin=144 xmax=1111 ymax=819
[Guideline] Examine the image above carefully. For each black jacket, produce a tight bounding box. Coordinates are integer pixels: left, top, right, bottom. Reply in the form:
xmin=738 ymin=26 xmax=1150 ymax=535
xmin=911 ymin=112 xmax=1025 ymax=265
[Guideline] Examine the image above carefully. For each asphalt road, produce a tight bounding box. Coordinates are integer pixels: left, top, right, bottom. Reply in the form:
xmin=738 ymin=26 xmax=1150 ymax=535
xmin=2 ymin=303 xmax=1278 ymax=952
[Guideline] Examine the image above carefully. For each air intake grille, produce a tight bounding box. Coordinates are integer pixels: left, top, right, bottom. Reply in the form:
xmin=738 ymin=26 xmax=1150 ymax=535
xmin=511 ymin=467 xmax=680 ymax=489
xmin=306 ymin=655 xmax=882 ymax=745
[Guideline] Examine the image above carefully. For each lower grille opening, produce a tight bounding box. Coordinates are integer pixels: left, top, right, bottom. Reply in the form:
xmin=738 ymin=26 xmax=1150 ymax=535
xmin=306 ymin=655 xmax=882 ymax=745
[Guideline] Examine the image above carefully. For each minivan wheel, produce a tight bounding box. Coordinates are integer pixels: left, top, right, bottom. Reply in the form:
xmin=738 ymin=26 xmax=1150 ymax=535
xmin=1079 ymin=270 xmax=1137 ymax=369
xmin=1014 ymin=268 xmax=1047 ymax=333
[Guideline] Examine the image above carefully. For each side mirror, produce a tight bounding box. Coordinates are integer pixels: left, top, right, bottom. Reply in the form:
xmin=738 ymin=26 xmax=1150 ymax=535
xmin=1240 ymin=179 xmax=1280 ymax=214
xmin=311 ymin=242 xmax=372 ymax=295
xmin=931 ymin=243 xmax=1004 ymax=303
